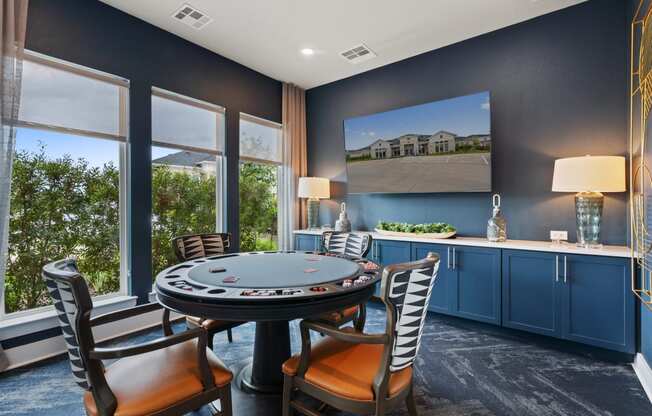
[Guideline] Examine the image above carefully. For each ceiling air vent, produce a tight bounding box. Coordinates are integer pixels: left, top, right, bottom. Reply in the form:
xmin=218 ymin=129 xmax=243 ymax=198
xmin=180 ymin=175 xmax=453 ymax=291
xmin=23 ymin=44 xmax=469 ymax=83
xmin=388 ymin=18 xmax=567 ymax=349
xmin=340 ymin=44 xmax=376 ymax=64
xmin=172 ymin=3 xmax=212 ymax=30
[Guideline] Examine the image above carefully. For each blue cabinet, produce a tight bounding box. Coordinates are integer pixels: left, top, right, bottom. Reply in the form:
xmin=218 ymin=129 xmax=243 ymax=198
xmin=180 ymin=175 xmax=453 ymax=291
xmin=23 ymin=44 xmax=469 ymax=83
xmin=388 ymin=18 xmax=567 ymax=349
xmin=502 ymin=250 xmax=634 ymax=353
xmin=450 ymin=246 xmax=501 ymax=325
xmin=371 ymin=239 xmax=411 ymax=266
xmin=294 ymin=234 xmax=320 ymax=251
xmin=561 ymin=254 xmax=634 ymax=353
xmin=370 ymin=239 xmax=411 ymax=296
xmin=412 ymin=243 xmax=451 ymax=314
xmin=412 ymin=243 xmax=501 ymax=325
xmin=503 ymin=250 xmax=561 ymax=337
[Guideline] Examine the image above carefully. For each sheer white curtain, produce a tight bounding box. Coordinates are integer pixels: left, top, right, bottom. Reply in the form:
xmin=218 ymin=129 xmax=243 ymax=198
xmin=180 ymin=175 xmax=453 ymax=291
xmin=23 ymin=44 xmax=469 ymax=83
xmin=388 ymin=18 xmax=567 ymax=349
xmin=0 ymin=0 xmax=28 ymax=371
xmin=278 ymin=83 xmax=307 ymax=250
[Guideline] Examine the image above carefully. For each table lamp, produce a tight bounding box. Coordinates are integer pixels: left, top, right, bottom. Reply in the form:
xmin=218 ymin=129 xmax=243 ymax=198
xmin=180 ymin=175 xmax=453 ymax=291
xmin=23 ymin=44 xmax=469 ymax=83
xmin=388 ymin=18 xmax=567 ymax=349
xmin=298 ymin=177 xmax=330 ymax=229
xmin=552 ymin=155 xmax=626 ymax=247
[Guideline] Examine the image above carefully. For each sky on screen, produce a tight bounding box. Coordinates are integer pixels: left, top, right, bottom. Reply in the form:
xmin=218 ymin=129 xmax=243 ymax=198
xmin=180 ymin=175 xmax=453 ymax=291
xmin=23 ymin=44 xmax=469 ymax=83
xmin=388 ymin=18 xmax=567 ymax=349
xmin=344 ymin=91 xmax=490 ymax=151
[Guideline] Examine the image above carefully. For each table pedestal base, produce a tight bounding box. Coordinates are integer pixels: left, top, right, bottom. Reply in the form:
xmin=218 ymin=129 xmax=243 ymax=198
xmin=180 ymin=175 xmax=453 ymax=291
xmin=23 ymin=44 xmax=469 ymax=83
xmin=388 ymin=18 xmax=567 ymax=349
xmin=237 ymin=321 xmax=291 ymax=394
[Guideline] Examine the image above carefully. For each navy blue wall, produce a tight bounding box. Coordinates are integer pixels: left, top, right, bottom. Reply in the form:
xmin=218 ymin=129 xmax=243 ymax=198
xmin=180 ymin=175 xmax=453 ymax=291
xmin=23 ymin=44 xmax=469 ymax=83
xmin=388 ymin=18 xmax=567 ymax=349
xmin=306 ymin=0 xmax=628 ymax=245
xmin=25 ymin=0 xmax=282 ymax=302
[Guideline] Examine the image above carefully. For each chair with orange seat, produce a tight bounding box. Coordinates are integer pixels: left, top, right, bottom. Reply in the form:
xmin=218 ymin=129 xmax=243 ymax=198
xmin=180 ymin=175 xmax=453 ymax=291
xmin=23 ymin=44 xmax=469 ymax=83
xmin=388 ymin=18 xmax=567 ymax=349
xmin=173 ymin=232 xmax=245 ymax=346
xmin=282 ymin=252 xmax=440 ymax=416
xmin=314 ymin=231 xmax=374 ymax=330
xmin=42 ymin=258 xmax=233 ymax=416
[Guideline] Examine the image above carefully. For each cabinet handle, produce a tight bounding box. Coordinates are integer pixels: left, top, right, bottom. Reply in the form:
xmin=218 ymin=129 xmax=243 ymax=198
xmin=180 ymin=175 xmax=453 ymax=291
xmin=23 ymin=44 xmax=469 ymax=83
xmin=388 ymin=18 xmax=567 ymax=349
xmin=564 ymin=256 xmax=568 ymax=283
xmin=447 ymin=247 xmax=451 ymax=270
xmin=555 ymin=255 xmax=559 ymax=282
xmin=453 ymin=247 xmax=457 ymax=270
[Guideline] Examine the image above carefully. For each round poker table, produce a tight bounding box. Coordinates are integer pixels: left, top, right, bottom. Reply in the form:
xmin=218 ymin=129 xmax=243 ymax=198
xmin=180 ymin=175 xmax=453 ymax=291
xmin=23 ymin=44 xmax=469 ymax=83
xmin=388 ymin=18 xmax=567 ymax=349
xmin=155 ymin=250 xmax=381 ymax=393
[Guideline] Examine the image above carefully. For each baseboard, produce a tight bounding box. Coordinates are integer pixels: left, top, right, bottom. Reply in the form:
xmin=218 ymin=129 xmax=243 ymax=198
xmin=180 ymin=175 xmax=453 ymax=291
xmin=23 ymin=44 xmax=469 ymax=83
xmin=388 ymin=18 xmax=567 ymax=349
xmin=633 ymin=353 xmax=652 ymax=404
xmin=2 ymin=310 xmax=182 ymax=371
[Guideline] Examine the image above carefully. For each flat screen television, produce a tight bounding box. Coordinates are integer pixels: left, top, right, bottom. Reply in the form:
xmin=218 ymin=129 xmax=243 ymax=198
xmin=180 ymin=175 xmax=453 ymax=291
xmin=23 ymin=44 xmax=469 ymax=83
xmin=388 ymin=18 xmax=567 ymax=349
xmin=344 ymin=91 xmax=491 ymax=194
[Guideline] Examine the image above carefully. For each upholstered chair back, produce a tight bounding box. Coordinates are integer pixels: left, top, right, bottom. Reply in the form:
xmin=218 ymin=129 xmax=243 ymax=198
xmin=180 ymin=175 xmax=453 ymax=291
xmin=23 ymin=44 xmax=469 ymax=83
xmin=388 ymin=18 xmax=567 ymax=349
xmin=42 ymin=259 xmax=95 ymax=389
xmin=381 ymin=252 xmax=439 ymax=371
xmin=321 ymin=231 xmax=372 ymax=259
xmin=173 ymin=232 xmax=232 ymax=262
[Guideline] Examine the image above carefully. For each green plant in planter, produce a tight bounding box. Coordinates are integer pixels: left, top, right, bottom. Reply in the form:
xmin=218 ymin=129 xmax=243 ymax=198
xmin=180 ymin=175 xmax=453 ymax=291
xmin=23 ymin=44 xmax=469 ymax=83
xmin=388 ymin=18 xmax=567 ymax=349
xmin=377 ymin=221 xmax=456 ymax=234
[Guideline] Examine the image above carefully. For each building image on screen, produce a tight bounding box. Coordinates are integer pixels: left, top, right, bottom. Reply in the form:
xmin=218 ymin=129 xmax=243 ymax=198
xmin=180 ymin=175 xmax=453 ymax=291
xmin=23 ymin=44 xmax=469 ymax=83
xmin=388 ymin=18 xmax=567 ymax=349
xmin=344 ymin=91 xmax=491 ymax=194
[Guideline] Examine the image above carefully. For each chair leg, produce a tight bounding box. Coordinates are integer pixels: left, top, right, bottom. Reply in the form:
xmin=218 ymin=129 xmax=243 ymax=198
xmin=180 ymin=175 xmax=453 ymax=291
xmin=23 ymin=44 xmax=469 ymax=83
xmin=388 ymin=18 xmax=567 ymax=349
xmin=282 ymin=374 xmax=293 ymax=416
xmin=406 ymin=386 xmax=418 ymax=416
xmin=207 ymin=332 xmax=215 ymax=351
xmin=227 ymin=328 xmax=233 ymax=343
xmin=219 ymin=384 xmax=233 ymax=416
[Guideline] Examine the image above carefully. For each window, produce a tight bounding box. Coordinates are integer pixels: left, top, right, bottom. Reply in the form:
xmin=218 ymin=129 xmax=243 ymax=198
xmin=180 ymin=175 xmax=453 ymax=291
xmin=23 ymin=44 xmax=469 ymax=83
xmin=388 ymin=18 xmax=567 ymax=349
xmin=151 ymin=88 xmax=225 ymax=277
xmin=239 ymin=113 xmax=282 ymax=252
xmin=3 ymin=51 xmax=129 ymax=316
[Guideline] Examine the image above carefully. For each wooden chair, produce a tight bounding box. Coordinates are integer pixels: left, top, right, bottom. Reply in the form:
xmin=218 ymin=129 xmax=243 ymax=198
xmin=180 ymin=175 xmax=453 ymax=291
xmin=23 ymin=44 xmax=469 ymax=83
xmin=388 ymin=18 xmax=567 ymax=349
xmin=173 ymin=233 xmax=244 ymax=345
xmin=282 ymin=252 xmax=440 ymax=416
xmin=316 ymin=231 xmax=373 ymax=330
xmin=42 ymin=258 xmax=233 ymax=416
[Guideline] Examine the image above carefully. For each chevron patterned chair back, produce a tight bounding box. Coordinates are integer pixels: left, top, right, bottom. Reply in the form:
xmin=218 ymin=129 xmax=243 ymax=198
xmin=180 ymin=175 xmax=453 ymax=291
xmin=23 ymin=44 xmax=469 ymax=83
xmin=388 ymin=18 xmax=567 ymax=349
xmin=42 ymin=259 xmax=94 ymax=389
xmin=381 ymin=252 xmax=440 ymax=371
xmin=321 ymin=231 xmax=372 ymax=258
xmin=173 ymin=232 xmax=232 ymax=261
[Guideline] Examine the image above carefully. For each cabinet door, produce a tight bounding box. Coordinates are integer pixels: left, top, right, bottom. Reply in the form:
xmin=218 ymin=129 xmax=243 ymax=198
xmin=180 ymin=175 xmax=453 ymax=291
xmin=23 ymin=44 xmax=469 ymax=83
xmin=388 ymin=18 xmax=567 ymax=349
xmin=412 ymin=242 xmax=451 ymax=314
xmin=295 ymin=234 xmax=319 ymax=251
xmin=372 ymin=240 xmax=411 ymax=296
xmin=561 ymin=254 xmax=634 ymax=353
xmin=502 ymin=250 xmax=561 ymax=337
xmin=450 ymin=246 xmax=501 ymax=325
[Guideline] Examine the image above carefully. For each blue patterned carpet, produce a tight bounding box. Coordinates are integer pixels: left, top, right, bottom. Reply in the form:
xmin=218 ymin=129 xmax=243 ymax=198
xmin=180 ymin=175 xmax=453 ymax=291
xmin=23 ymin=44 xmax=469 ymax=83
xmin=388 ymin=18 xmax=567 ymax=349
xmin=1 ymin=305 xmax=651 ymax=416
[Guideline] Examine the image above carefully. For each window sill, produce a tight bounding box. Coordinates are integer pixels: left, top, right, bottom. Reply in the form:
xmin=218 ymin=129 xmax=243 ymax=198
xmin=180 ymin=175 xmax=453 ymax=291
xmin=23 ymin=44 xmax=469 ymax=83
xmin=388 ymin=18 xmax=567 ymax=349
xmin=0 ymin=294 xmax=137 ymax=341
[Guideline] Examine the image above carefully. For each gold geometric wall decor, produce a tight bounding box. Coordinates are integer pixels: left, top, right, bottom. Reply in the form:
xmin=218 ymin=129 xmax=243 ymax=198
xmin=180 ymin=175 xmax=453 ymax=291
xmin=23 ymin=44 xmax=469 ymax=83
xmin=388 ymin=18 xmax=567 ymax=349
xmin=631 ymin=0 xmax=652 ymax=311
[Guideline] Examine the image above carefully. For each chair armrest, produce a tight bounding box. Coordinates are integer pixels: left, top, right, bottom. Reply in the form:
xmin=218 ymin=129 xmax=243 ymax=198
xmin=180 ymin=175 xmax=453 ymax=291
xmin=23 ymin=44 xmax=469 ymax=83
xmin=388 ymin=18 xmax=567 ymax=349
xmin=90 ymin=302 xmax=162 ymax=327
xmin=89 ymin=326 xmax=216 ymax=390
xmin=301 ymin=320 xmax=388 ymax=344
xmin=296 ymin=320 xmax=388 ymax=377
xmin=89 ymin=326 xmax=202 ymax=360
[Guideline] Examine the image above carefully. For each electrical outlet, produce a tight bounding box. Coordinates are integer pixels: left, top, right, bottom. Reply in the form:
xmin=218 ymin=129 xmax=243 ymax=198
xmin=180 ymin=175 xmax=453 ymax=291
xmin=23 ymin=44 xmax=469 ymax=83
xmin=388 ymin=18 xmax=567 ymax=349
xmin=550 ymin=230 xmax=568 ymax=241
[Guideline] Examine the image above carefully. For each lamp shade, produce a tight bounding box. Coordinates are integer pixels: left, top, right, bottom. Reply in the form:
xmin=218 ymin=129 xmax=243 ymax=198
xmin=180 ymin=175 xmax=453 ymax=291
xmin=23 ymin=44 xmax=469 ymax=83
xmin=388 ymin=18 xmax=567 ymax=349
xmin=552 ymin=155 xmax=626 ymax=193
xmin=298 ymin=177 xmax=330 ymax=199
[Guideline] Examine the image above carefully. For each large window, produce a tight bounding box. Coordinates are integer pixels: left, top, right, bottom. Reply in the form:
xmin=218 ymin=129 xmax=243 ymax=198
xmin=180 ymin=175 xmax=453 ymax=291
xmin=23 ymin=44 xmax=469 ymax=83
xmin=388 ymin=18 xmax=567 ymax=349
xmin=3 ymin=52 xmax=129 ymax=316
xmin=151 ymin=88 xmax=225 ymax=277
xmin=239 ymin=113 xmax=282 ymax=252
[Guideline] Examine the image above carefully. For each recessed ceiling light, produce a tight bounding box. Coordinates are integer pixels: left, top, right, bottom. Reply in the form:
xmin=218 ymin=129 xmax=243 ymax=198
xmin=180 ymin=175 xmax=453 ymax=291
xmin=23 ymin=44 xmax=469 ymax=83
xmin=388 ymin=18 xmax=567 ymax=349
xmin=301 ymin=48 xmax=315 ymax=56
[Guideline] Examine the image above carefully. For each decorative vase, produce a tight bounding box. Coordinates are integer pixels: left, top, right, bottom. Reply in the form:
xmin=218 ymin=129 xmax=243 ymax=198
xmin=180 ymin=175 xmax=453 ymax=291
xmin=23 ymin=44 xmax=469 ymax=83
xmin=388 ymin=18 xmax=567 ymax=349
xmin=487 ymin=194 xmax=507 ymax=242
xmin=335 ymin=202 xmax=351 ymax=232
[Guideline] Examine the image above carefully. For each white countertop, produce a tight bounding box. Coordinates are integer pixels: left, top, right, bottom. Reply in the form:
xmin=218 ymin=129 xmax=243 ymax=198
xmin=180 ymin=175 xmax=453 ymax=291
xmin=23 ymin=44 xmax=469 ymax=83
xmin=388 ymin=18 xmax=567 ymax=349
xmin=293 ymin=229 xmax=632 ymax=258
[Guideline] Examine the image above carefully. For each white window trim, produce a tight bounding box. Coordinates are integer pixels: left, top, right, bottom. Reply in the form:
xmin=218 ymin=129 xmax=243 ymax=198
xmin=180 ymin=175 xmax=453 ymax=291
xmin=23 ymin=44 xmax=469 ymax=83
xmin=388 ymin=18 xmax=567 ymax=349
xmin=0 ymin=295 xmax=137 ymax=341
xmin=1 ymin=53 xmax=130 ymax=320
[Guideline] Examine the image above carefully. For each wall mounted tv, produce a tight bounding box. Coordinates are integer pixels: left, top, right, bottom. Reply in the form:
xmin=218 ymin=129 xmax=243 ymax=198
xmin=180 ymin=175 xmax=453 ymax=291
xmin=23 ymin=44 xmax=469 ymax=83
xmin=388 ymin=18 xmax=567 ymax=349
xmin=344 ymin=91 xmax=491 ymax=194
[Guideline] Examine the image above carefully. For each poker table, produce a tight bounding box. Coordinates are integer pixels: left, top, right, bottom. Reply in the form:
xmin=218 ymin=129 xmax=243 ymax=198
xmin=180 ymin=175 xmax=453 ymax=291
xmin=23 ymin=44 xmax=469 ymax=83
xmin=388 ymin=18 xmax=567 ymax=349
xmin=155 ymin=250 xmax=381 ymax=393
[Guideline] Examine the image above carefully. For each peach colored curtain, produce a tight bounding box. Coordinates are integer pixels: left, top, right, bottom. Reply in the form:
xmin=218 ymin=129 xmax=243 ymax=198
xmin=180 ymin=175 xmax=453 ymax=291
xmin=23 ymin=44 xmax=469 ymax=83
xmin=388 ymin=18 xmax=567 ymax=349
xmin=279 ymin=83 xmax=307 ymax=250
xmin=0 ymin=0 xmax=28 ymax=371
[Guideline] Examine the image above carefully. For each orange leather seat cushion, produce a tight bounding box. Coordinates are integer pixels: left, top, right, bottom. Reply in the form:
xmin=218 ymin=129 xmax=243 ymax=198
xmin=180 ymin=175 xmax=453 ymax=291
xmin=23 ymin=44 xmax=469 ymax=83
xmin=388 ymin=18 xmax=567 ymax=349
xmin=84 ymin=339 xmax=232 ymax=416
xmin=186 ymin=316 xmax=235 ymax=332
xmin=315 ymin=305 xmax=359 ymax=325
xmin=282 ymin=331 xmax=412 ymax=401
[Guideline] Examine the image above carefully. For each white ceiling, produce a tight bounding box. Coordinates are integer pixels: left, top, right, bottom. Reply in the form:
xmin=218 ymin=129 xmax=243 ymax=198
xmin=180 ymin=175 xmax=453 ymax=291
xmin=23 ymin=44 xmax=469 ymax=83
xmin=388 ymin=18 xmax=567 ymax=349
xmin=100 ymin=0 xmax=587 ymax=89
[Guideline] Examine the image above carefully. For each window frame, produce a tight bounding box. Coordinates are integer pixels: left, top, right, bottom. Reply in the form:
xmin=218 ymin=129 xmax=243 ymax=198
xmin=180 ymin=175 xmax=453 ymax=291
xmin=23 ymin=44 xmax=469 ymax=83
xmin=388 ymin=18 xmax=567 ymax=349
xmin=238 ymin=113 xmax=283 ymax=252
xmin=239 ymin=112 xmax=283 ymax=167
xmin=1 ymin=51 xmax=130 ymax=320
xmin=150 ymin=87 xmax=227 ymax=246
